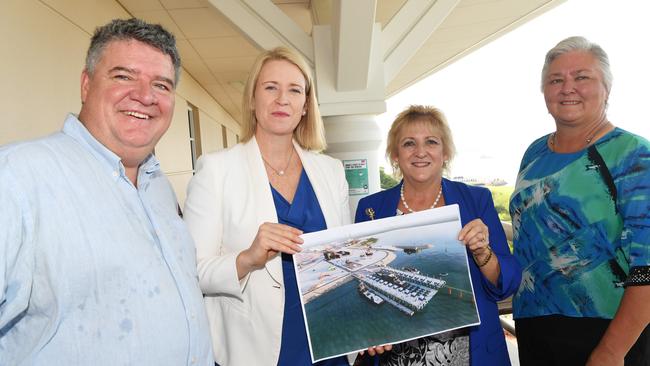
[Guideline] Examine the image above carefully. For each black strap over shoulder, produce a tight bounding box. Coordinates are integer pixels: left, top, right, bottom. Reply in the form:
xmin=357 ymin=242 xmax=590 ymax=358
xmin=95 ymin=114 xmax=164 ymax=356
xmin=587 ymin=145 xmax=630 ymax=286
xmin=587 ymin=145 xmax=618 ymax=212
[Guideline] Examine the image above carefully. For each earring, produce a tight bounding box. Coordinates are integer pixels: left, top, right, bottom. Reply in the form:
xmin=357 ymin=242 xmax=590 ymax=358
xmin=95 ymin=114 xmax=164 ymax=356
xmin=302 ymin=111 xmax=306 ymax=116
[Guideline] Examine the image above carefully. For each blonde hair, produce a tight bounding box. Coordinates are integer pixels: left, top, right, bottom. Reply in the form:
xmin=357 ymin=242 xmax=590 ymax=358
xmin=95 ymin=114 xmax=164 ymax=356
xmin=386 ymin=105 xmax=456 ymax=177
xmin=240 ymin=46 xmax=326 ymax=151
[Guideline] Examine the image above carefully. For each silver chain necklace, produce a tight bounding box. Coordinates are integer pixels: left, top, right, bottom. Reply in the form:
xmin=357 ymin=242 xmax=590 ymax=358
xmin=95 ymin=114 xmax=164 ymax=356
xmin=261 ymin=148 xmax=294 ymax=176
xmin=400 ymin=183 xmax=443 ymax=213
xmin=549 ymin=121 xmax=610 ymax=151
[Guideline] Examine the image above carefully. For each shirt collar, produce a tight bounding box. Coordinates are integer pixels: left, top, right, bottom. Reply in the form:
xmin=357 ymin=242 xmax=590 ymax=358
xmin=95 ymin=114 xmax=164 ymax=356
xmin=61 ymin=113 xmax=160 ymax=180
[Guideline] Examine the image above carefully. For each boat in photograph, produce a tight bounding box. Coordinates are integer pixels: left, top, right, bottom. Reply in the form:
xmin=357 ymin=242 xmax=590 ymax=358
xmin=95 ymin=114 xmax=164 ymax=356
xmin=358 ymin=282 xmax=384 ymax=305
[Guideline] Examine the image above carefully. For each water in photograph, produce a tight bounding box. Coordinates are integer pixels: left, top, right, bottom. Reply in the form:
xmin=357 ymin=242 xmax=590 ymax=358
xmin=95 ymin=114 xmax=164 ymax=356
xmin=304 ymin=238 xmax=479 ymax=361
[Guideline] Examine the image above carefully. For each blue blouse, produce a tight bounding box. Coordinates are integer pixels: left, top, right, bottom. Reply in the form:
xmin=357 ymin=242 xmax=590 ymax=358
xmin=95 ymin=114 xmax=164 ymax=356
xmin=271 ymin=169 xmax=349 ymax=366
xmin=510 ymin=128 xmax=650 ymax=319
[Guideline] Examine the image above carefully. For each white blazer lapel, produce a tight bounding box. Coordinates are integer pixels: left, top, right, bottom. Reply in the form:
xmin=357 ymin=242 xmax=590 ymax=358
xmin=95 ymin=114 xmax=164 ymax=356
xmin=244 ymin=137 xmax=284 ymax=286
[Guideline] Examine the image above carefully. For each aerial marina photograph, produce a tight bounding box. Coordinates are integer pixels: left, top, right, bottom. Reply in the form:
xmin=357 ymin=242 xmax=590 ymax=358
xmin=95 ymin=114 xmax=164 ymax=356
xmin=294 ymin=207 xmax=480 ymax=362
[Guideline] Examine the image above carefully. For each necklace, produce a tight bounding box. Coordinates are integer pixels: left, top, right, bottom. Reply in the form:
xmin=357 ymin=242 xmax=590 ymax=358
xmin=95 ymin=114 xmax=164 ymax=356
xmin=261 ymin=147 xmax=294 ymax=176
xmin=549 ymin=120 xmax=610 ymax=150
xmin=400 ymin=183 xmax=442 ymax=214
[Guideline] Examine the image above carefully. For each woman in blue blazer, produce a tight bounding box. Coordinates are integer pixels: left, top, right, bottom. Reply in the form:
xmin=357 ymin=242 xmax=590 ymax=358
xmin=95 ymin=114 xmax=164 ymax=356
xmin=355 ymin=105 xmax=521 ymax=366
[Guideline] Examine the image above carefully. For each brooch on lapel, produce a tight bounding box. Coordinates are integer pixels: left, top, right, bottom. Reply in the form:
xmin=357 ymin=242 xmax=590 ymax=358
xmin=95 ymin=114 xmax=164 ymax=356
xmin=365 ymin=207 xmax=375 ymax=220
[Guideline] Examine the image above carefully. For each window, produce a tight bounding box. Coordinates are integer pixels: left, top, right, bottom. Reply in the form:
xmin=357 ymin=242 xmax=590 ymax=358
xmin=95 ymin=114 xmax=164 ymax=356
xmin=221 ymin=125 xmax=228 ymax=148
xmin=187 ymin=103 xmax=202 ymax=173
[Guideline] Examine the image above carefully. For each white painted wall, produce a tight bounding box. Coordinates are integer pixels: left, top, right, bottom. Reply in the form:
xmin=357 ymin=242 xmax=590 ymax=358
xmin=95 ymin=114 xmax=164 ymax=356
xmin=0 ymin=0 xmax=240 ymax=206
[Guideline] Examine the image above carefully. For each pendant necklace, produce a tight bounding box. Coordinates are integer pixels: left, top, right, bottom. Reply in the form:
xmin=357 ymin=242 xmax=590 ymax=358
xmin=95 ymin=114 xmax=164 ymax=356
xmin=400 ymin=183 xmax=442 ymax=214
xmin=262 ymin=147 xmax=294 ymax=176
xmin=549 ymin=120 xmax=610 ymax=151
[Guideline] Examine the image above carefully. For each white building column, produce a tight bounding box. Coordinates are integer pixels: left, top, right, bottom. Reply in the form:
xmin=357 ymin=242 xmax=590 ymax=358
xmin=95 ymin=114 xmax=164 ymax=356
xmin=323 ymin=114 xmax=383 ymax=218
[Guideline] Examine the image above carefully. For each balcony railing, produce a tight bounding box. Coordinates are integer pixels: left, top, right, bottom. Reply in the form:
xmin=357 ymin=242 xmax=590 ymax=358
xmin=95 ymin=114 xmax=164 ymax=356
xmin=499 ymin=221 xmax=516 ymax=336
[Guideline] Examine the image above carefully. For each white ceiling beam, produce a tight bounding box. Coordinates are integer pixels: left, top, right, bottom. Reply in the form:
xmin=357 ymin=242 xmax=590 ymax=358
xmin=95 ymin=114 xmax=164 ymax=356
xmin=208 ymin=0 xmax=314 ymax=64
xmin=382 ymin=0 xmax=434 ymax=59
xmin=382 ymin=0 xmax=460 ymax=84
xmin=313 ymin=23 xmax=386 ymax=116
xmin=330 ymin=0 xmax=376 ymax=91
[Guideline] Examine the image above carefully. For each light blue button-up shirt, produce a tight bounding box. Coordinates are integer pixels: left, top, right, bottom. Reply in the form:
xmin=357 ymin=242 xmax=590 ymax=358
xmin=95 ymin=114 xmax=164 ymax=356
xmin=0 ymin=114 xmax=213 ymax=365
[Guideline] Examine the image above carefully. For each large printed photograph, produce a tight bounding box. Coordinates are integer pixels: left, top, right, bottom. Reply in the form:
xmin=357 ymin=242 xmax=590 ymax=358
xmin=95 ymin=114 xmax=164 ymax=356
xmin=293 ymin=205 xmax=480 ymax=362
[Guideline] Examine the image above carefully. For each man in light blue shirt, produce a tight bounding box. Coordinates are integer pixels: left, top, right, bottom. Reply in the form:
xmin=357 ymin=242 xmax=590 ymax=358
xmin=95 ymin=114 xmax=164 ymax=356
xmin=0 ymin=18 xmax=213 ymax=365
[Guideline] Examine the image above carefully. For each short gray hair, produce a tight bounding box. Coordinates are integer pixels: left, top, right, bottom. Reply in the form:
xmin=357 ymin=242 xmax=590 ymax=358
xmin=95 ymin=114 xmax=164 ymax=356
xmin=541 ymin=36 xmax=612 ymax=94
xmin=85 ymin=18 xmax=181 ymax=85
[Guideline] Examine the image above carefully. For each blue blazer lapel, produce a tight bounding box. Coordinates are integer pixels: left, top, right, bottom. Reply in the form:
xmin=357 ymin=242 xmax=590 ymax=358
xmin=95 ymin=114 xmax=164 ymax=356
xmin=382 ymin=182 xmax=402 ymax=218
xmin=366 ymin=182 xmax=401 ymax=220
xmin=441 ymin=178 xmax=474 ymax=227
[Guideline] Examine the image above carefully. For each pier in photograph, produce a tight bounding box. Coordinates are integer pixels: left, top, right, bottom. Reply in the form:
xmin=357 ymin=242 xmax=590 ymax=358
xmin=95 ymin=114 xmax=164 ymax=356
xmin=357 ymin=267 xmax=446 ymax=316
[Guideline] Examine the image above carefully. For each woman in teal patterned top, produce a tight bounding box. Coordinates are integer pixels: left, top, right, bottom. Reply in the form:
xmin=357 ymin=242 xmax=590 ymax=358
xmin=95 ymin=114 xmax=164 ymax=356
xmin=509 ymin=36 xmax=650 ymax=366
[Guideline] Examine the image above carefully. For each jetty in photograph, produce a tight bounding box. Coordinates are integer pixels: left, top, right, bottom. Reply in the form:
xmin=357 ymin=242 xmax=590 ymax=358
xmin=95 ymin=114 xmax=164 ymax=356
xmin=356 ymin=267 xmax=446 ymax=316
xmin=296 ymin=236 xmax=447 ymax=316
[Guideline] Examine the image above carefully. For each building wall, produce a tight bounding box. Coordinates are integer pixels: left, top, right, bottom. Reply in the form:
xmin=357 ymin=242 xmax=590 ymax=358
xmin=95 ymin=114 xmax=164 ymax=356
xmin=0 ymin=0 xmax=240 ymax=206
xmin=199 ymin=109 xmax=225 ymax=154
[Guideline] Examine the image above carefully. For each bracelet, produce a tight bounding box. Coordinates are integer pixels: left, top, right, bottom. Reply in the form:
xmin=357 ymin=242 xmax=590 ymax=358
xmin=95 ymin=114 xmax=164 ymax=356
xmin=474 ymin=245 xmax=493 ymax=267
xmin=624 ymin=266 xmax=650 ymax=287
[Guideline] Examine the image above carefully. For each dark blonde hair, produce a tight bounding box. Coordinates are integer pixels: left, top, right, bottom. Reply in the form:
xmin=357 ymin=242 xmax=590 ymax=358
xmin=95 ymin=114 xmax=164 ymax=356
xmin=240 ymin=46 xmax=326 ymax=151
xmin=386 ymin=105 xmax=456 ymax=176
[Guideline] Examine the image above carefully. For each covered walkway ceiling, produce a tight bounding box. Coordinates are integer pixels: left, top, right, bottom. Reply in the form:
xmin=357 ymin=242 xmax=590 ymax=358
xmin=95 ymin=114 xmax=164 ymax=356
xmin=117 ymin=0 xmax=564 ymax=122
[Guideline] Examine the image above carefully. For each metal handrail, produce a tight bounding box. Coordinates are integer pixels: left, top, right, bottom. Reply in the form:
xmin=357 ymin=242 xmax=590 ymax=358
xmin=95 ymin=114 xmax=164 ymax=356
xmin=498 ymin=220 xmax=516 ymax=336
xmin=501 ymin=221 xmax=513 ymax=242
xmin=500 ymin=315 xmax=516 ymax=336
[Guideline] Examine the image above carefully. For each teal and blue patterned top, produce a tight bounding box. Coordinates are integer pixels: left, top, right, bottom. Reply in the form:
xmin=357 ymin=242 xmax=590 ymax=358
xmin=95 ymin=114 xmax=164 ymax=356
xmin=509 ymin=128 xmax=650 ymax=319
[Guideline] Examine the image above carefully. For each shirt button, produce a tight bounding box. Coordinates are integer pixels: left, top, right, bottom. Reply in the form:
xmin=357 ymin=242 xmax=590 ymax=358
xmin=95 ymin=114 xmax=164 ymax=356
xmin=190 ymin=312 xmax=196 ymax=319
xmin=191 ymin=356 xmax=196 ymax=364
xmin=112 ymin=171 xmax=119 ymax=177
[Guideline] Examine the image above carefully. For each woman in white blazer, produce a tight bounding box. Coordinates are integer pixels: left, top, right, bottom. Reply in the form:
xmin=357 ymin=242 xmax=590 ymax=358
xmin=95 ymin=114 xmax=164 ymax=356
xmin=184 ymin=47 xmax=352 ymax=366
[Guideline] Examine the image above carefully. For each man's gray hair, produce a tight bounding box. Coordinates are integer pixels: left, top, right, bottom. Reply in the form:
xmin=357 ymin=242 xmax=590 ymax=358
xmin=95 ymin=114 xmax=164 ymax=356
xmin=541 ymin=36 xmax=612 ymax=94
xmin=85 ymin=18 xmax=181 ymax=85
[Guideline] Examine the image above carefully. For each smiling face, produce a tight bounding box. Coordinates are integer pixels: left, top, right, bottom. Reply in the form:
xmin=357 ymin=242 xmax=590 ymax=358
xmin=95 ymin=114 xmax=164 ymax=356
xmin=253 ymin=59 xmax=307 ymax=140
xmin=393 ymin=120 xmax=448 ymax=184
xmin=78 ymin=39 xmax=175 ymax=168
xmin=543 ymin=51 xmax=608 ymax=128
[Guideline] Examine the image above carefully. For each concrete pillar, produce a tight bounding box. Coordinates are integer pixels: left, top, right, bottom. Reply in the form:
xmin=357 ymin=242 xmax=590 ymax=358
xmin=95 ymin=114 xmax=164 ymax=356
xmin=323 ymin=114 xmax=383 ymax=219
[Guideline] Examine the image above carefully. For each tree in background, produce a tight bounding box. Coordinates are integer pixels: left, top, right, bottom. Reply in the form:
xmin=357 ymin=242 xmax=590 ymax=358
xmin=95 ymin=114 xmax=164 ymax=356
xmin=380 ymin=166 xmax=399 ymax=189
xmin=486 ymin=186 xmax=513 ymax=223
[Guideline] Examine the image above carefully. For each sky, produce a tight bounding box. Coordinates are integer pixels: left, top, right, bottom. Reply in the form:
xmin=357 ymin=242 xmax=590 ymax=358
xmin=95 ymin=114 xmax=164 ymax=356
xmin=377 ymin=0 xmax=650 ymax=186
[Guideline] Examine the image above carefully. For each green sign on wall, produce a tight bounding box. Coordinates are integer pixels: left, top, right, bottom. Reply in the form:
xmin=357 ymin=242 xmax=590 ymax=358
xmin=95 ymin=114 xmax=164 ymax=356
xmin=343 ymin=159 xmax=369 ymax=195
